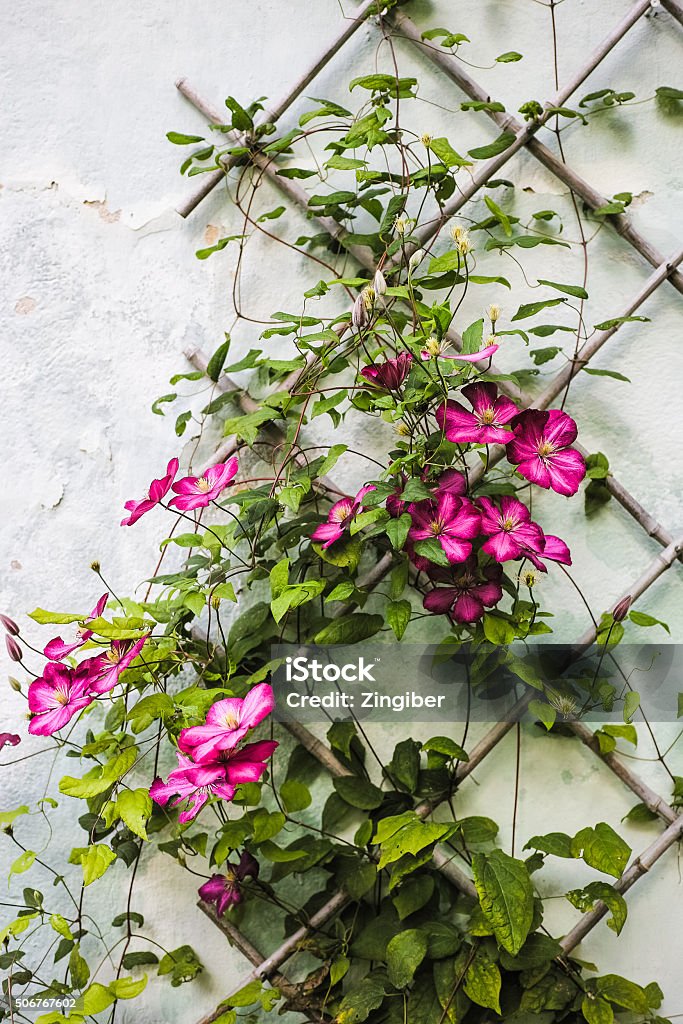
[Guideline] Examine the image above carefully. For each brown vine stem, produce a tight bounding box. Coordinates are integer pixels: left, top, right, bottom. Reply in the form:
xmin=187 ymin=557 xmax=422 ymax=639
xmin=388 ymin=7 xmax=683 ymax=298
xmin=176 ymin=0 xmax=381 ymax=218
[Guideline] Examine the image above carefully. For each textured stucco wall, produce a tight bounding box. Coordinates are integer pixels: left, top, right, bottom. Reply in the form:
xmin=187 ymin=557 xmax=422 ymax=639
xmin=1 ymin=1 xmax=682 ymax=1020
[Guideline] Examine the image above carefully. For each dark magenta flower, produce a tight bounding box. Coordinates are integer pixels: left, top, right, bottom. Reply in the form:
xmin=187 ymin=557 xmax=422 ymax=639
xmin=477 ymin=496 xmax=544 ymax=563
xmin=198 ymin=851 xmax=259 ymax=915
xmin=0 ymin=733 xmax=21 ymax=751
xmin=169 ymin=458 xmax=239 ymax=512
xmin=436 ymin=383 xmax=519 ymax=445
xmin=87 ymin=636 xmax=149 ymax=695
xmin=360 ymin=352 xmax=413 ymax=391
xmin=44 ymin=593 xmax=108 ymax=661
xmin=121 ymin=458 xmax=179 ymax=526
xmin=178 ymin=683 xmax=275 ymax=762
xmin=423 ymin=559 xmax=503 ymax=624
xmin=27 ymin=662 xmax=94 ymax=736
xmin=506 ymin=409 xmax=586 ymax=496
xmin=311 ymin=485 xmax=376 ymax=548
xmin=408 ymin=493 xmax=481 ymax=564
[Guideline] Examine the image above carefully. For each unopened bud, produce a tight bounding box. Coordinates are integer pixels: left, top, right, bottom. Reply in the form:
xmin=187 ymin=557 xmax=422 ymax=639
xmin=408 ymin=248 xmax=425 ymax=274
xmin=488 ymin=304 xmax=501 ymax=324
xmin=372 ymin=268 xmax=387 ymax=296
xmin=0 ymin=615 xmax=19 ymax=636
xmin=420 ymin=132 xmax=433 ymax=147
xmin=5 ymin=636 xmax=22 ymax=663
xmin=394 ymin=217 xmax=407 ymax=236
xmin=211 ymin=594 xmax=222 ymax=610
xmin=90 ymin=561 xmax=101 ymax=573
xmin=612 ymin=594 xmax=632 ymax=622
xmin=8 ymin=677 xmax=22 ymax=692
xmin=352 ymin=292 xmax=369 ymax=330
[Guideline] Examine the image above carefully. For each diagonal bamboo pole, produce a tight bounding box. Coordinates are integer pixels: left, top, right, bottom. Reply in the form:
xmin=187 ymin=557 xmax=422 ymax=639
xmin=388 ymin=8 xmax=683 ymax=298
xmin=660 ymin=0 xmax=683 ymax=25
xmin=177 ymin=0 xmax=382 ymax=218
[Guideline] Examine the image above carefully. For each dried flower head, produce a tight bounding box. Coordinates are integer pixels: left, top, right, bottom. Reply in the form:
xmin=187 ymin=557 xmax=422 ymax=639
xmin=545 ymin=688 xmax=579 ymax=719
xmin=420 ymin=132 xmax=433 ymax=147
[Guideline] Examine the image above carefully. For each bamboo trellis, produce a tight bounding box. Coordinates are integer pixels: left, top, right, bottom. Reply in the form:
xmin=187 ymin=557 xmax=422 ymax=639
xmin=168 ymin=2 xmax=683 ymax=1020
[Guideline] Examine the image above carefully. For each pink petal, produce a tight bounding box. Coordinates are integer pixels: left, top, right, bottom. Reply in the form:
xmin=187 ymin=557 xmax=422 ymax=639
xmin=240 ymin=683 xmax=275 ymax=729
xmin=545 ymin=449 xmax=586 ymax=497
xmin=492 ymin=396 xmax=520 ymax=425
xmin=541 ymin=534 xmax=572 ymax=565
xmin=423 ymin=589 xmax=457 ymax=615
xmin=447 ymin=343 xmax=499 ymax=363
xmin=515 ymin=456 xmax=552 ymax=489
xmin=439 ymin=536 xmax=472 ymax=563
xmin=544 ymin=409 xmax=578 ymax=448
xmin=44 ymin=636 xmax=83 ymax=661
xmin=473 ymin=579 xmax=503 ymax=606
xmin=482 ymin=532 xmax=523 ymax=562
xmin=461 ymin=381 xmax=497 ymax=414
xmin=451 ymin=593 xmax=484 ymax=623
xmin=311 ymin=522 xmax=345 ymax=548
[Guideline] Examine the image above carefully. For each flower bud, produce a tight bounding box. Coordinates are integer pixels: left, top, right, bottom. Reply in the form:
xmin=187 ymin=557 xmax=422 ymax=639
xmin=211 ymin=594 xmax=222 ymax=610
xmin=488 ymin=304 xmax=501 ymax=324
xmin=394 ymin=217 xmax=407 ymax=236
xmin=5 ymin=636 xmax=22 ymax=663
xmin=8 ymin=677 xmax=22 ymax=692
xmin=90 ymin=561 xmax=101 ymax=573
xmin=612 ymin=594 xmax=632 ymax=622
xmin=372 ymin=268 xmax=387 ymax=296
xmin=0 ymin=615 xmax=19 ymax=636
xmin=352 ymin=292 xmax=369 ymax=330
xmin=408 ymin=248 xmax=425 ymax=273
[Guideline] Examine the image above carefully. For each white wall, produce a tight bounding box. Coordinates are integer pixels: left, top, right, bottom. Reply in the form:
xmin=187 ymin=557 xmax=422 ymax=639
xmin=1 ymin=1 xmax=682 ymax=1020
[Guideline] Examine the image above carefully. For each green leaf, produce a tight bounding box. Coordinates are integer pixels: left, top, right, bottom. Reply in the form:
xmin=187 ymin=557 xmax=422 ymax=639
xmin=60 ymin=747 xmax=138 ymax=799
xmin=583 ymin=368 xmax=631 ymax=383
xmin=594 ymin=314 xmax=649 ymax=331
xmin=464 ymin=951 xmax=502 ymax=1013
xmin=386 ymin=599 xmax=411 ymax=640
xmin=512 ymin=297 xmax=566 ymax=320
xmin=386 ymin=512 xmax=412 ymax=550
xmin=623 ymin=691 xmax=640 ymax=722
xmin=314 ymin=613 xmax=384 ymax=645
xmin=337 ymin=976 xmax=385 ymax=1022
xmin=206 ymin=338 xmax=231 ymax=381
xmin=10 ymin=850 xmax=36 ymax=878
xmin=571 ymin=823 xmax=631 ymax=878
xmin=567 ymin=881 xmax=627 ymax=935
xmin=116 ymin=789 xmax=152 ymax=840
xmin=582 ymin=995 xmax=615 ymax=1024
xmin=28 ymin=608 xmax=86 ymax=625
xmin=537 ymin=278 xmax=588 ymax=299
xmin=471 ymin=849 xmax=534 ymax=955
xmin=628 ymin=610 xmax=670 ymax=633
xmin=422 ymin=736 xmax=468 ymax=761
xmin=280 ymin=780 xmax=311 ymax=813
xmin=428 ymin=137 xmax=471 ymax=168
xmin=524 ymin=831 xmax=575 ymax=857
xmin=393 ymin=875 xmax=434 ymax=920
xmin=167 ymin=131 xmax=205 ymax=145
xmin=497 ymin=50 xmax=523 ymax=62
xmin=50 ymin=914 xmax=73 ymax=940
xmin=413 ymin=537 xmax=450 ymax=567
xmin=388 ymin=738 xmax=421 ymax=793
xmin=75 ymin=844 xmax=117 ymax=886
xmin=0 ymin=805 xmax=30 ymax=828
xmin=468 ymin=131 xmax=516 ymax=160
xmin=333 ymin=776 xmax=384 ymax=810
xmin=387 ymin=929 xmax=428 ymax=988
xmin=485 ymin=195 xmax=512 ymax=236
xmin=482 ymin=613 xmax=515 ymax=645
xmin=597 ymin=974 xmax=649 ymax=1012
xmin=80 ymin=983 xmax=115 ymax=1015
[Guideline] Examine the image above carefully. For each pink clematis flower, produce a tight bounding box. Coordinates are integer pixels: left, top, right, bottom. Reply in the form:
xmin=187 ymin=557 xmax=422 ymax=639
xmin=436 ymin=383 xmax=519 ymax=445
xmin=28 ymin=662 xmax=94 ymax=736
xmin=311 ymin=485 xmax=376 ymax=548
xmin=360 ymin=352 xmax=413 ymax=391
xmin=423 ymin=559 xmax=503 ymax=624
xmin=421 ymin=343 xmax=499 ymax=363
xmin=88 ymin=636 xmax=149 ymax=695
xmin=150 ymin=740 xmax=278 ymax=823
xmin=178 ymin=683 xmax=275 ymax=762
xmin=521 ymin=533 xmax=572 ymax=572
xmin=198 ymin=851 xmax=259 ymax=915
xmin=121 ymin=458 xmax=179 ymax=526
xmin=434 ymin=468 xmax=467 ymax=497
xmin=44 ymin=593 xmax=109 ymax=661
xmin=477 ymin=496 xmax=544 ymax=562
xmin=0 ymin=733 xmax=21 ymax=751
xmin=408 ymin=493 xmax=481 ymax=564
xmin=506 ymin=409 xmax=586 ymax=496
xmin=169 ymin=458 xmax=239 ymax=512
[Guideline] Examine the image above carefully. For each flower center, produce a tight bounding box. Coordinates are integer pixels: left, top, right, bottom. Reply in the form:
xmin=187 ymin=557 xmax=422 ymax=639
xmin=54 ymin=685 xmax=70 ymax=706
xmin=106 ymin=650 xmax=120 ymax=664
xmin=429 ymin=518 xmax=444 ymax=536
xmin=195 ymin=477 xmax=211 ymax=493
xmin=537 ymin=440 xmax=555 ymax=458
xmin=479 ymin=407 xmax=495 ymax=425
xmin=501 ymin=516 xmax=517 ymax=532
xmin=330 ymin=502 xmax=353 ymax=524
xmin=221 ymin=711 xmax=239 ymax=729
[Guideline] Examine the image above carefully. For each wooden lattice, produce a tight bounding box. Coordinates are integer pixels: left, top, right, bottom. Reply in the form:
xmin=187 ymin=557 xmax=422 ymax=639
xmin=169 ymin=3 xmax=683 ymax=1019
